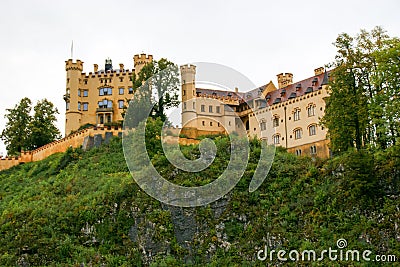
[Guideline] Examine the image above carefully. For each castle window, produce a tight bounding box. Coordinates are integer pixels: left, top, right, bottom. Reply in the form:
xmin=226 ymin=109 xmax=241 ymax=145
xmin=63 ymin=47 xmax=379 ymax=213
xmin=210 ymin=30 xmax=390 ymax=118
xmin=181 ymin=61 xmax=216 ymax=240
xmin=209 ymin=106 xmax=213 ymax=113
xmin=260 ymin=120 xmax=267 ymax=131
xmin=66 ymin=102 xmax=70 ymax=111
xmin=295 ymin=149 xmax=302 ymax=156
xmin=128 ymin=87 xmax=133 ymax=94
xmin=118 ymin=100 xmax=124 ymax=109
xmin=119 ymin=88 xmax=124 ymax=95
xmin=294 ymin=108 xmax=300 ymax=121
xmin=294 ymin=128 xmax=302 ymax=139
xmin=98 ymin=99 xmax=113 ymax=109
xmin=202 ymin=121 xmax=205 ymax=126
xmin=78 ymin=102 xmax=81 ymax=111
xmin=183 ymin=102 xmax=187 ymax=110
xmin=218 ymin=122 xmax=220 ymax=127
xmin=310 ymin=145 xmax=317 ymax=155
xmin=273 ymin=134 xmax=280 ymax=144
xmin=201 ymin=105 xmax=205 ymax=112
xmin=84 ymin=79 xmax=88 ymax=85
xmin=99 ymin=116 xmax=104 ymax=124
xmin=210 ymin=121 xmax=213 ymax=126
xmin=83 ymin=90 xmax=88 ymax=97
xmin=273 ymin=116 xmax=279 ymax=127
xmin=183 ymin=90 xmax=186 ymax=96
xmin=78 ymin=90 xmax=81 ymax=97
xmin=193 ymin=102 xmax=195 ymax=109
xmin=309 ymin=124 xmax=316 ymax=136
xmin=228 ymin=121 xmax=231 ymax=126
xmin=107 ymin=115 xmax=111 ymax=123
xmin=119 ymin=77 xmax=123 ymax=82
xmin=307 ymin=105 xmax=315 ymax=117
xmin=83 ymin=102 xmax=88 ymax=111
xmin=216 ymin=106 xmax=220 ymax=113
xmin=99 ymin=87 xmax=112 ymax=96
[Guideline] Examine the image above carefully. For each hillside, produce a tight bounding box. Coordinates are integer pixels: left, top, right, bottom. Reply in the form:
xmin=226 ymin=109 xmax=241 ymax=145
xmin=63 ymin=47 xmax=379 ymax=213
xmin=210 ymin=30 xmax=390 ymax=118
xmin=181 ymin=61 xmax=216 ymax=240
xmin=0 ymin=122 xmax=399 ymax=266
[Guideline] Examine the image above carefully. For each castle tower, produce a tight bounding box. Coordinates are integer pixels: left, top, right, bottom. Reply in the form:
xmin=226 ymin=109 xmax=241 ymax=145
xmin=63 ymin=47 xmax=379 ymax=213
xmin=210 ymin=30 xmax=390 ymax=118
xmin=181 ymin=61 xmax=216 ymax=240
xmin=180 ymin=64 xmax=197 ymax=128
xmin=65 ymin=59 xmax=83 ymax=135
xmin=133 ymin=54 xmax=153 ymax=75
xmin=277 ymin=73 xmax=293 ymax=89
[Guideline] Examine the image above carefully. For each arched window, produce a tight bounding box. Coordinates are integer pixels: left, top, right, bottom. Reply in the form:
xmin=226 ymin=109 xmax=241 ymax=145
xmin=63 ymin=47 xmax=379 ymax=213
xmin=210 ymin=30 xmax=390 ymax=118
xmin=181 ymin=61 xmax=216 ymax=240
xmin=273 ymin=134 xmax=280 ymax=144
xmin=260 ymin=120 xmax=267 ymax=131
xmin=272 ymin=115 xmax=280 ymax=127
xmin=307 ymin=104 xmax=316 ymax=117
xmin=308 ymin=124 xmax=317 ymax=136
xmin=294 ymin=128 xmax=302 ymax=139
xmin=293 ymin=108 xmax=301 ymax=121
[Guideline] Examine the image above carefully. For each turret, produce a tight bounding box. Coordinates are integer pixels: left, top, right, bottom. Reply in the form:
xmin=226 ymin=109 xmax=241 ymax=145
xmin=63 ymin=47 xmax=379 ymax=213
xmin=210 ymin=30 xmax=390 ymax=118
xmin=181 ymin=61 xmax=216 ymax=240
xmin=180 ymin=64 xmax=197 ymax=128
xmin=134 ymin=54 xmax=153 ymax=75
xmin=65 ymin=59 xmax=84 ymax=135
xmin=105 ymin=58 xmax=113 ymax=71
xmin=277 ymin=73 xmax=293 ymax=89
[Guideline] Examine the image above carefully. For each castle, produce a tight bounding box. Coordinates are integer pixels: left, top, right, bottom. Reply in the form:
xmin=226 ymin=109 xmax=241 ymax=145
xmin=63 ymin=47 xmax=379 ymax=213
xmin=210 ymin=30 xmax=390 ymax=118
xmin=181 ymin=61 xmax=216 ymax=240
xmin=64 ymin=54 xmax=153 ymax=135
xmin=180 ymin=65 xmax=330 ymax=158
xmin=0 ymin=54 xmax=331 ymax=171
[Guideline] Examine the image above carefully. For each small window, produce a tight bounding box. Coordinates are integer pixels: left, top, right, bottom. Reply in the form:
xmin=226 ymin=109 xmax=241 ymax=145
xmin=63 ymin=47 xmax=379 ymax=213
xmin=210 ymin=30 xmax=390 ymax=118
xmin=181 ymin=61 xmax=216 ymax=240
xmin=309 ymin=125 xmax=316 ymax=136
xmin=119 ymin=88 xmax=124 ymax=95
xmin=118 ymin=100 xmax=124 ymax=109
xmin=84 ymin=79 xmax=88 ymax=85
xmin=294 ymin=109 xmax=301 ymax=121
xmin=78 ymin=90 xmax=81 ymax=97
xmin=260 ymin=121 xmax=267 ymax=131
xmin=273 ymin=116 xmax=279 ymax=127
xmin=310 ymin=145 xmax=317 ymax=155
xmin=183 ymin=102 xmax=187 ymax=110
xmin=209 ymin=106 xmax=213 ymax=113
xmin=201 ymin=105 xmax=205 ymax=112
xmin=210 ymin=121 xmax=213 ymax=126
xmin=83 ymin=102 xmax=88 ymax=111
xmin=78 ymin=102 xmax=81 ymax=111
xmin=128 ymin=87 xmax=134 ymax=94
xmin=193 ymin=102 xmax=195 ymax=109
xmin=119 ymin=77 xmax=123 ymax=82
xmin=83 ymin=90 xmax=88 ymax=97
xmin=216 ymin=106 xmax=220 ymax=113
xmin=183 ymin=90 xmax=186 ymax=96
xmin=294 ymin=128 xmax=302 ymax=139
xmin=66 ymin=102 xmax=70 ymax=111
xmin=295 ymin=149 xmax=302 ymax=156
xmin=202 ymin=121 xmax=205 ymax=126
xmin=307 ymin=105 xmax=315 ymax=117
xmin=273 ymin=134 xmax=280 ymax=144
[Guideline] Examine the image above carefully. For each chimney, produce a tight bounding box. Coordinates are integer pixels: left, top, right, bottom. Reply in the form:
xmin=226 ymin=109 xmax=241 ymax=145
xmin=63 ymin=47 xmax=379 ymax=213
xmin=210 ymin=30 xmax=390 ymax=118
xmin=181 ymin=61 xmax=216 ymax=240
xmin=94 ymin=64 xmax=98 ymax=72
xmin=314 ymin=67 xmax=324 ymax=76
xmin=119 ymin=63 xmax=124 ymax=71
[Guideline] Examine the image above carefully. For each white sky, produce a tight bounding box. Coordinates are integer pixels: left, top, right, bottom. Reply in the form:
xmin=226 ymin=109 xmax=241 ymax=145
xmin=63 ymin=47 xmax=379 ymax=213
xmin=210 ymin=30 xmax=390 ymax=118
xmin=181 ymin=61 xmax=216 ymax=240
xmin=0 ymin=0 xmax=399 ymax=156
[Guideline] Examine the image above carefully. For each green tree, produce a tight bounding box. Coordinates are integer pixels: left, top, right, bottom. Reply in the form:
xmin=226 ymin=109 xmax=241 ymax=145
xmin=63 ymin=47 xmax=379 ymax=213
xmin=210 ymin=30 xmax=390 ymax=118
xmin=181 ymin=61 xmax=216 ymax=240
xmin=0 ymin=97 xmax=32 ymax=155
xmin=0 ymin=98 xmax=61 ymax=155
xmin=29 ymin=99 xmax=61 ymax=149
xmin=131 ymin=58 xmax=180 ymax=122
xmin=322 ymin=27 xmax=399 ymax=153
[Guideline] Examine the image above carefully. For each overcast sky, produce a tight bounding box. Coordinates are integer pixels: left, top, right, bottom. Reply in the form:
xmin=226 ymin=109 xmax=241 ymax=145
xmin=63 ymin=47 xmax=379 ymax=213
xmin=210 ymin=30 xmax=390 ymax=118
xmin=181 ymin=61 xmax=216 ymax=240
xmin=0 ymin=0 xmax=399 ymax=156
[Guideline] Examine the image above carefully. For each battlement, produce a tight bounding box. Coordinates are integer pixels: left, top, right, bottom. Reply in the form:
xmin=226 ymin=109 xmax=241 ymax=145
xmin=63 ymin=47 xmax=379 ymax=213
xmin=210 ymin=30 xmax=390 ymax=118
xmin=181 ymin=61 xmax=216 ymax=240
xmin=314 ymin=66 xmax=324 ymax=76
xmin=133 ymin=54 xmax=153 ymax=67
xmin=65 ymin=59 xmax=84 ymax=71
xmin=180 ymin=64 xmax=197 ymax=73
xmin=0 ymin=126 xmax=123 ymax=172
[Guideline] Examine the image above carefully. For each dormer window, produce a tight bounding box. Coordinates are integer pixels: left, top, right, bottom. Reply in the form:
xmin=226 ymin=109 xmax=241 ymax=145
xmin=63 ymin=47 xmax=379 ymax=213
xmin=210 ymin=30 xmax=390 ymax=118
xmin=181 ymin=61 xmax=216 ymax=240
xmin=280 ymin=89 xmax=286 ymax=96
xmin=305 ymin=87 xmax=313 ymax=94
xmin=288 ymin=92 xmax=297 ymax=99
xmin=296 ymin=84 xmax=301 ymax=91
xmin=273 ymin=97 xmax=281 ymax=104
xmin=312 ymin=78 xmax=318 ymax=86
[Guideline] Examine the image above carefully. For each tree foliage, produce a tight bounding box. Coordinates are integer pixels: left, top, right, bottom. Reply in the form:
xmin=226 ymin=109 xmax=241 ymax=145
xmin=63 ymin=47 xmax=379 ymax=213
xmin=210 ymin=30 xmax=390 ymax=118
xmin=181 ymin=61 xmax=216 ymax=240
xmin=0 ymin=98 xmax=60 ymax=155
xmin=322 ymin=27 xmax=400 ymax=153
xmin=128 ymin=58 xmax=180 ymax=124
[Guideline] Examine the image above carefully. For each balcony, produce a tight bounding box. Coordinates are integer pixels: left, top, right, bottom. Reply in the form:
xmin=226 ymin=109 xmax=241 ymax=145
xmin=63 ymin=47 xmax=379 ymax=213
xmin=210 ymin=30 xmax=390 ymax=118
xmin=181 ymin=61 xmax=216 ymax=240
xmin=96 ymin=107 xmax=114 ymax=113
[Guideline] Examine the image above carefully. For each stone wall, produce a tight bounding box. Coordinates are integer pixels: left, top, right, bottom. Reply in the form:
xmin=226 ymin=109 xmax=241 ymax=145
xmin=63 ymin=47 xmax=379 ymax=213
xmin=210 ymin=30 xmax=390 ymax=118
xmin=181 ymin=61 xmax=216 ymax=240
xmin=0 ymin=126 xmax=123 ymax=172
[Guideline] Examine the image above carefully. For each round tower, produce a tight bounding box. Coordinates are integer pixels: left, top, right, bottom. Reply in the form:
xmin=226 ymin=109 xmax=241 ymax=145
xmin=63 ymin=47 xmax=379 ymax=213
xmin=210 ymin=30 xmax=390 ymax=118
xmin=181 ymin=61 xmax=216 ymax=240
xmin=133 ymin=54 xmax=153 ymax=75
xmin=65 ymin=59 xmax=83 ymax=135
xmin=180 ymin=64 xmax=197 ymax=128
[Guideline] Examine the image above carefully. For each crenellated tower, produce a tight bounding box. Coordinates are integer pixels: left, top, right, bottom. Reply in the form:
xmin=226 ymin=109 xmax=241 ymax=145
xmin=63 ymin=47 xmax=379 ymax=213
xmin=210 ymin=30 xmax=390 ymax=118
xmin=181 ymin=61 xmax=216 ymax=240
xmin=180 ymin=64 xmax=197 ymax=127
xmin=65 ymin=59 xmax=83 ymax=135
xmin=133 ymin=54 xmax=153 ymax=75
xmin=276 ymin=73 xmax=293 ymax=89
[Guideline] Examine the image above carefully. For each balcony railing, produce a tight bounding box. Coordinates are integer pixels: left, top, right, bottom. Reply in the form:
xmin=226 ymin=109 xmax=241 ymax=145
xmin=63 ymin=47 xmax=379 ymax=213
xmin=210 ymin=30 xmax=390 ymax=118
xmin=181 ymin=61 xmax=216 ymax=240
xmin=96 ymin=107 xmax=114 ymax=113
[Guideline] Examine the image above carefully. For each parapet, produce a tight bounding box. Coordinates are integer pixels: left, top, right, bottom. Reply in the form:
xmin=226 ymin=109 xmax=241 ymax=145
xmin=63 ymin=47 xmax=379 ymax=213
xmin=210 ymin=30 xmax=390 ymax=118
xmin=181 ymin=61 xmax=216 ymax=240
xmin=180 ymin=64 xmax=196 ymax=73
xmin=133 ymin=53 xmax=153 ymax=67
xmin=65 ymin=59 xmax=84 ymax=71
xmin=277 ymin=72 xmax=293 ymax=89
